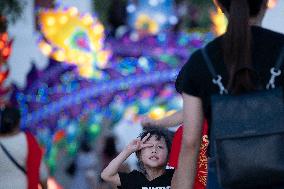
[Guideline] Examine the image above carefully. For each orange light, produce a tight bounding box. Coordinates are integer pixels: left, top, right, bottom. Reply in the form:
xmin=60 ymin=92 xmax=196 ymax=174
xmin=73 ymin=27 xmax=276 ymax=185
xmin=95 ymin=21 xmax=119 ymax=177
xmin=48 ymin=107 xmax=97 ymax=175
xmin=93 ymin=24 xmax=104 ymax=35
xmin=79 ymin=66 xmax=93 ymax=78
xmin=39 ymin=42 xmax=52 ymax=56
xmin=82 ymin=14 xmax=94 ymax=25
xmin=2 ymin=47 xmax=10 ymax=57
xmin=210 ymin=7 xmax=227 ymax=36
xmin=267 ymin=0 xmax=277 ymax=9
xmin=165 ymin=110 xmax=177 ymax=117
xmin=148 ymin=107 xmax=166 ymax=120
xmin=0 ymin=41 xmax=4 ymax=49
xmin=46 ymin=16 xmax=56 ymax=26
xmin=53 ymin=130 xmax=65 ymax=143
xmin=68 ymin=7 xmax=78 ymax=16
xmin=53 ymin=50 xmax=66 ymax=62
xmin=1 ymin=33 xmax=8 ymax=41
xmin=59 ymin=15 xmax=68 ymax=24
xmin=0 ymin=74 xmax=4 ymax=83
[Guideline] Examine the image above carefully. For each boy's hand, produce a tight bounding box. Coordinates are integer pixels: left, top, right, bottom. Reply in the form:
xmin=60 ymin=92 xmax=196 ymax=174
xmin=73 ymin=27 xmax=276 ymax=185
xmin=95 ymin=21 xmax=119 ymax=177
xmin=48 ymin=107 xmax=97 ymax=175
xmin=125 ymin=133 xmax=153 ymax=154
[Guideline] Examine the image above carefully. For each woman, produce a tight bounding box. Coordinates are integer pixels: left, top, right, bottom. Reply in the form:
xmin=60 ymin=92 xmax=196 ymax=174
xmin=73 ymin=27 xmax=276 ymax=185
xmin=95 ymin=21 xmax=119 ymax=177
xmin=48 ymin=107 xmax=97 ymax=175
xmin=171 ymin=0 xmax=284 ymax=189
xmin=0 ymin=106 xmax=48 ymax=189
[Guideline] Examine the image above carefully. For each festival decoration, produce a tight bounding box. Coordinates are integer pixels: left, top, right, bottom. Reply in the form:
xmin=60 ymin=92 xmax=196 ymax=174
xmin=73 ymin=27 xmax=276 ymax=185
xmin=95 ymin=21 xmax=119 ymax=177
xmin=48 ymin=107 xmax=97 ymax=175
xmin=0 ymin=32 xmax=13 ymax=63
xmin=38 ymin=7 xmax=111 ymax=79
xmin=210 ymin=7 xmax=227 ymax=36
xmin=11 ymin=2 xmax=215 ymax=172
xmin=11 ymin=29 xmax=213 ymax=172
xmin=268 ymin=0 xmax=278 ymax=8
xmin=0 ymin=32 xmax=13 ymax=105
xmin=210 ymin=0 xmax=278 ymax=36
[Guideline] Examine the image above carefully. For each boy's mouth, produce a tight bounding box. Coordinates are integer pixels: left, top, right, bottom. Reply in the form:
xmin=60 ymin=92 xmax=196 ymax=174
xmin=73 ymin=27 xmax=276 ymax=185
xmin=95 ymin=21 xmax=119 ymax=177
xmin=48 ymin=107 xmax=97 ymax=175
xmin=149 ymin=156 xmax=159 ymax=160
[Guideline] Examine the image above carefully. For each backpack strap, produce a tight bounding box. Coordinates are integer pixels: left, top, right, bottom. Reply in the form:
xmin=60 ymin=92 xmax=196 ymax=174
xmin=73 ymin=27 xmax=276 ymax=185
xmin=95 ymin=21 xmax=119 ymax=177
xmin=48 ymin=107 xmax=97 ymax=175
xmin=266 ymin=45 xmax=284 ymax=89
xmin=0 ymin=142 xmax=27 ymax=175
xmin=201 ymin=48 xmax=228 ymax=95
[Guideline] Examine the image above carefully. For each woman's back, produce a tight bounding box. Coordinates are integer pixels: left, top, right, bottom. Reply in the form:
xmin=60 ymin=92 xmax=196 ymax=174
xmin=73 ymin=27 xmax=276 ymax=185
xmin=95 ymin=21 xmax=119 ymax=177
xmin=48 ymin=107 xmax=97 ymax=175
xmin=177 ymin=26 xmax=284 ymax=124
xmin=172 ymin=1 xmax=284 ymax=189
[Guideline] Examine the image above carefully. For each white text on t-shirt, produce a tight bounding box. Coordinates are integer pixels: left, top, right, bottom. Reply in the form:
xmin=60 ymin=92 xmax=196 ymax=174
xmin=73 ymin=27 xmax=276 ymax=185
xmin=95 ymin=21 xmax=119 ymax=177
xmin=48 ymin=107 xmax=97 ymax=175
xmin=142 ymin=187 xmax=170 ymax=189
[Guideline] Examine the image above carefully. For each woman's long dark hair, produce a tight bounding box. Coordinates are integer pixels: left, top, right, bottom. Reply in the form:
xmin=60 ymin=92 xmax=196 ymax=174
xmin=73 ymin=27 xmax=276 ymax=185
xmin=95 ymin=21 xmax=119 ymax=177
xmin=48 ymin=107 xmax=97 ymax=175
xmin=217 ymin=0 xmax=265 ymax=93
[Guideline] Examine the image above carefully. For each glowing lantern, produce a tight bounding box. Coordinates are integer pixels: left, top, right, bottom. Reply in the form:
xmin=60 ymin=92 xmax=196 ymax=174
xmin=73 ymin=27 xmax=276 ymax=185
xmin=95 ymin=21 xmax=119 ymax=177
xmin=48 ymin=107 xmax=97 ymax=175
xmin=148 ymin=107 xmax=166 ymax=120
xmin=127 ymin=0 xmax=177 ymax=34
xmin=0 ymin=32 xmax=12 ymax=105
xmin=38 ymin=7 xmax=111 ymax=79
xmin=0 ymin=32 xmax=13 ymax=63
xmin=210 ymin=7 xmax=227 ymax=36
xmin=135 ymin=14 xmax=159 ymax=34
xmin=211 ymin=0 xmax=277 ymax=36
xmin=53 ymin=130 xmax=65 ymax=143
xmin=39 ymin=41 xmax=52 ymax=56
xmin=268 ymin=0 xmax=277 ymax=9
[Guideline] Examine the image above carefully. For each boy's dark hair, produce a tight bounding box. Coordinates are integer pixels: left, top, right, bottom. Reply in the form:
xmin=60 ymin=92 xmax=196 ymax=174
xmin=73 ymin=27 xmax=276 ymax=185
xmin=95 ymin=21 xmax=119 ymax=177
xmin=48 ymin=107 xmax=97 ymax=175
xmin=0 ymin=106 xmax=21 ymax=134
xmin=138 ymin=127 xmax=173 ymax=154
xmin=136 ymin=127 xmax=173 ymax=173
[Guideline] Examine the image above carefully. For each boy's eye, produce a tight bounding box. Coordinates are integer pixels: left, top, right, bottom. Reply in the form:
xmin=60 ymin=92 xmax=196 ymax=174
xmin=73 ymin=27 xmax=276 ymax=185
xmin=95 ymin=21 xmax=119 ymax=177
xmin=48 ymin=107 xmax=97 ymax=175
xmin=146 ymin=143 xmax=154 ymax=147
xmin=158 ymin=146 xmax=164 ymax=149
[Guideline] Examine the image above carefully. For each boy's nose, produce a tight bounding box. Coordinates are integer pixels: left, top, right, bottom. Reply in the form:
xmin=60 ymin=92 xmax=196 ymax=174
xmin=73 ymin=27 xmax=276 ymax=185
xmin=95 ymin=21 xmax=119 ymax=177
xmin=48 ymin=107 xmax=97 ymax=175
xmin=152 ymin=147 xmax=157 ymax=153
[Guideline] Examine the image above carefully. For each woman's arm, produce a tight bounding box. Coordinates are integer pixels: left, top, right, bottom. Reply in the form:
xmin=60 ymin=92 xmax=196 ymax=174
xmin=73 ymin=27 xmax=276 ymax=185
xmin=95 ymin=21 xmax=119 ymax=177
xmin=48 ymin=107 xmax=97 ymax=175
xmin=101 ymin=134 xmax=152 ymax=186
xmin=141 ymin=110 xmax=183 ymax=128
xmin=171 ymin=93 xmax=204 ymax=189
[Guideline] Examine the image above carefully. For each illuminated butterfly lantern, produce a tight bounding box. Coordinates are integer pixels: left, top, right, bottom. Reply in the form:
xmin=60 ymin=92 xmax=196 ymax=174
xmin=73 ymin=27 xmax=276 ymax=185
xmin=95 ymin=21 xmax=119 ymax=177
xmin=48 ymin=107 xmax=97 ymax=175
xmin=38 ymin=7 xmax=111 ymax=79
xmin=127 ymin=0 xmax=178 ymax=35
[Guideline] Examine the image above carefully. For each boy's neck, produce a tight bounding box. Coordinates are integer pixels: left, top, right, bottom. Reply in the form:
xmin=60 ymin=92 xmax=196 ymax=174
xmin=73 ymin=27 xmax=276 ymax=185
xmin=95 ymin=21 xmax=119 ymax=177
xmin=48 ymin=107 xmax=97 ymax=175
xmin=145 ymin=167 xmax=166 ymax=181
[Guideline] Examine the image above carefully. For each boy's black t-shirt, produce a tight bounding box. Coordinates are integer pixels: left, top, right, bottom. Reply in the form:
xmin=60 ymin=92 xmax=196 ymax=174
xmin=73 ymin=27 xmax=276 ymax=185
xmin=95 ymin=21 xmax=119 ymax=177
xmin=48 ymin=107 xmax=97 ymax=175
xmin=118 ymin=169 xmax=174 ymax=189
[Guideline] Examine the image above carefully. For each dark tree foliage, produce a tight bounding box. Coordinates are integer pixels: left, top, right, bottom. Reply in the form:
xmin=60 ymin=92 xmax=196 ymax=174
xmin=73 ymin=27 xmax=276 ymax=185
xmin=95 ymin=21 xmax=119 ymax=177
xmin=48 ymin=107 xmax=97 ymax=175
xmin=92 ymin=0 xmax=214 ymax=31
xmin=0 ymin=0 xmax=25 ymax=32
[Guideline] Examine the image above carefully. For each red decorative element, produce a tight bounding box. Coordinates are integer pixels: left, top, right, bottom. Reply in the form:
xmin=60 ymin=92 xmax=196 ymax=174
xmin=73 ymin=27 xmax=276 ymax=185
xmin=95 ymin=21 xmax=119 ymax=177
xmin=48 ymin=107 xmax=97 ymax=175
xmin=0 ymin=32 xmax=12 ymax=105
xmin=0 ymin=32 xmax=13 ymax=64
xmin=0 ymin=69 xmax=9 ymax=85
xmin=53 ymin=130 xmax=66 ymax=143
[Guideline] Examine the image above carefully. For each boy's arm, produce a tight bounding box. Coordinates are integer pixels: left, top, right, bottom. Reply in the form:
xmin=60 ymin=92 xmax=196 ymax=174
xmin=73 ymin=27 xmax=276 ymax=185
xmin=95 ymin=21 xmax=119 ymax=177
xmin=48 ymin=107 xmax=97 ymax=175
xmin=100 ymin=149 xmax=132 ymax=186
xmin=141 ymin=110 xmax=183 ymax=128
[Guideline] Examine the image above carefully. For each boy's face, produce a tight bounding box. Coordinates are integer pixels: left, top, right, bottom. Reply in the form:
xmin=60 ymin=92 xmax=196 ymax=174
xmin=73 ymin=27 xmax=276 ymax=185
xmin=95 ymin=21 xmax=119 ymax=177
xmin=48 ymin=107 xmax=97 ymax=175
xmin=139 ymin=135 xmax=168 ymax=169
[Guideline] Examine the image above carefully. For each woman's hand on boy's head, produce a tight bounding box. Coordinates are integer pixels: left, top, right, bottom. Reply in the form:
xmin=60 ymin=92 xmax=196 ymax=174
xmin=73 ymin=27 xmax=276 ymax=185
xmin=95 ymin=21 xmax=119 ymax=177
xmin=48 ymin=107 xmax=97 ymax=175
xmin=124 ymin=133 xmax=153 ymax=154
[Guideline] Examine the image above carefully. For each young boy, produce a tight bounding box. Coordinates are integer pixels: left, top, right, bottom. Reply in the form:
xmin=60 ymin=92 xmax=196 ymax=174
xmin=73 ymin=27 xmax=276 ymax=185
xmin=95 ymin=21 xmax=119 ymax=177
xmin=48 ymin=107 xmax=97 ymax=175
xmin=101 ymin=127 xmax=174 ymax=189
